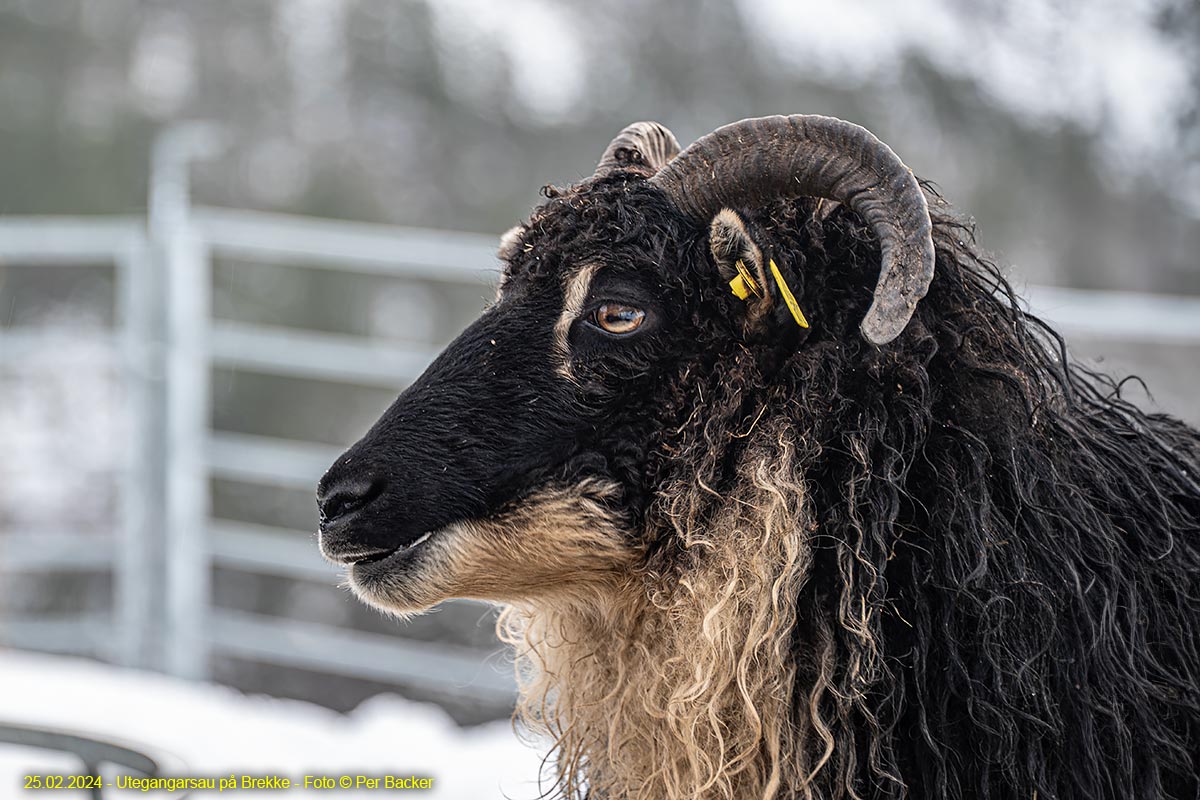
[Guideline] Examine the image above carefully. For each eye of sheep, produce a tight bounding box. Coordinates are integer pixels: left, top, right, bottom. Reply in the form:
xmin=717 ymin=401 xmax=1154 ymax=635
xmin=589 ymin=303 xmax=645 ymax=335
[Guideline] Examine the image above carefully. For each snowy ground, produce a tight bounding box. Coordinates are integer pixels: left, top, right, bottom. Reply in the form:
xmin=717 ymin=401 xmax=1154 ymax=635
xmin=0 ymin=650 xmax=549 ymax=798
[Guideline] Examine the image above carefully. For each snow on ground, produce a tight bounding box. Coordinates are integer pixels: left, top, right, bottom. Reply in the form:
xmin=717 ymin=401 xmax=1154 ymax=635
xmin=0 ymin=650 xmax=549 ymax=798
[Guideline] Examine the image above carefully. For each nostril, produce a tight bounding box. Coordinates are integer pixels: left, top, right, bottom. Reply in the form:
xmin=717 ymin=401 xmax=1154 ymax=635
xmin=318 ymin=476 xmax=385 ymax=523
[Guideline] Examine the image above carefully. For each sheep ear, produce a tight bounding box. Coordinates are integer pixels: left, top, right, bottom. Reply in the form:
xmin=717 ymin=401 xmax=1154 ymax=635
xmin=495 ymin=225 xmax=527 ymax=300
xmin=709 ymin=209 xmax=772 ymax=324
xmin=497 ymin=224 xmax=526 ymax=262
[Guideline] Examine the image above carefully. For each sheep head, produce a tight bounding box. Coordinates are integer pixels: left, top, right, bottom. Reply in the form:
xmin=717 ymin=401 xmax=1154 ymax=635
xmin=316 ymin=115 xmax=935 ymax=615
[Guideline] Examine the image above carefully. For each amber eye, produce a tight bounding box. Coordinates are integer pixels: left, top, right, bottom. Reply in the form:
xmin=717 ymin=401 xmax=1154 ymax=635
xmin=592 ymin=303 xmax=645 ymax=335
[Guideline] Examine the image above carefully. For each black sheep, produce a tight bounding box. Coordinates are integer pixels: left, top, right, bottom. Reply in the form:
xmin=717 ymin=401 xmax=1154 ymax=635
xmin=319 ymin=116 xmax=1200 ymax=800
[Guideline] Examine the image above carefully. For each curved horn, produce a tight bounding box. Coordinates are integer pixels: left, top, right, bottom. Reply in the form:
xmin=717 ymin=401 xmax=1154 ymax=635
xmin=649 ymin=115 xmax=934 ymax=345
xmin=594 ymin=121 xmax=681 ymax=177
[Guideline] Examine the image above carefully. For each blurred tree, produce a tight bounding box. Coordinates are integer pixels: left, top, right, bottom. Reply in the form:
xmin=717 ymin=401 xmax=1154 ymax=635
xmin=0 ymin=0 xmax=1195 ymax=291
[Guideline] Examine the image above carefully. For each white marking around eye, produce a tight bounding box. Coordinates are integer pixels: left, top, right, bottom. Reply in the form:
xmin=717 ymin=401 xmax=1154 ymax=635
xmin=554 ymin=264 xmax=600 ymax=381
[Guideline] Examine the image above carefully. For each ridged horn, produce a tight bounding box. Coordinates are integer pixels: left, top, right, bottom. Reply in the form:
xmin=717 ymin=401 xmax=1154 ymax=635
xmin=649 ymin=115 xmax=935 ymax=345
xmin=594 ymin=121 xmax=681 ymax=177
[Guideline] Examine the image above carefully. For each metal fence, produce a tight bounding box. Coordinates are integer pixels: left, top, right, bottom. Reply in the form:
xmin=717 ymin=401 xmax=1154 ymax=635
xmin=0 ymin=173 xmax=515 ymax=704
xmin=0 ymin=215 xmax=153 ymax=669
xmin=2 ymin=141 xmax=1199 ymax=710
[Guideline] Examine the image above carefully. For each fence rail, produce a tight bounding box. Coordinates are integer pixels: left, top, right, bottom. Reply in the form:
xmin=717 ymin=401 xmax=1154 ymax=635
xmin=210 ymin=322 xmax=435 ymax=387
xmin=1026 ymin=286 xmax=1200 ymax=343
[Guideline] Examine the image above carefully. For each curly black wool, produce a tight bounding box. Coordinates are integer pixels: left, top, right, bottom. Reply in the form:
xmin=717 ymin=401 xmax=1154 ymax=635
xmin=519 ymin=174 xmax=1200 ymax=799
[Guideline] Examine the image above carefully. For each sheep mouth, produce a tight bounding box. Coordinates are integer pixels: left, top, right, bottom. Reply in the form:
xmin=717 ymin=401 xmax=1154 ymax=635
xmin=347 ymin=530 xmax=436 ymax=575
xmin=349 ymin=547 xmax=397 ymax=566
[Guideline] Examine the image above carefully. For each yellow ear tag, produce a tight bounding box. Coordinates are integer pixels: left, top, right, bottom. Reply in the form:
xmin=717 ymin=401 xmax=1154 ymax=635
xmin=729 ymin=259 xmax=762 ymax=300
xmin=769 ymin=259 xmax=810 ymax=328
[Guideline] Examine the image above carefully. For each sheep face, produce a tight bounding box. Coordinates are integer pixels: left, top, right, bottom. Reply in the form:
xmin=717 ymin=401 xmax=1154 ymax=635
xmin=315 ymin=116 xmax=935 ymax=617
xmin=317 ymin=178 xmax=752 ymax=614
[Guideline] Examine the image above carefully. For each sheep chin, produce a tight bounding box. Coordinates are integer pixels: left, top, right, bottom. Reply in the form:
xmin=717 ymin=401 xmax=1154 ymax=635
xmin=347 ymin=481 xmax=639 ymax=616
xmin=342 ymin=521 xmax=463 ymax=617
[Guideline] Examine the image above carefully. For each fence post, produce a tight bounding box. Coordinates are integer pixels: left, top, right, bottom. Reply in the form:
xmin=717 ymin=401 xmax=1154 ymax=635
xmin=114 ymin=232 xmax=160 ymax=669
xmin=151 ymin=123 xmax=224 ymax=680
